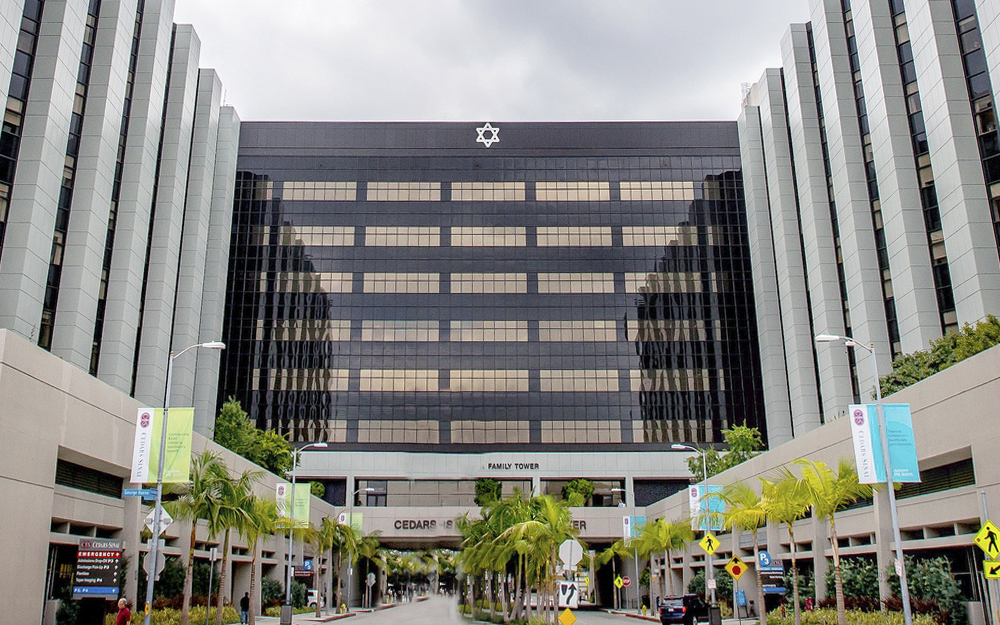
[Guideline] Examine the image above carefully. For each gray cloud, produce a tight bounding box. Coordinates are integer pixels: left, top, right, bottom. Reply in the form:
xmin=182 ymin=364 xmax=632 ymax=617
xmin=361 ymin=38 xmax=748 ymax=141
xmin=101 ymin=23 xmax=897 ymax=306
xmin=174 ymin=0 xmax=810 ymax=122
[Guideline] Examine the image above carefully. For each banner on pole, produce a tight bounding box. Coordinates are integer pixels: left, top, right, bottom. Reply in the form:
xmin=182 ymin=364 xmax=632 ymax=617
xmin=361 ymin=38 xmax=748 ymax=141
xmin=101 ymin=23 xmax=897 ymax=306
xmin=130 ymin=408 xmax=194 ymax=484
xmin=849 ymin=404 xmax=920 ymax=484
xmin=688 ymin=485 xmax=724 ymax=531
xmin=293 ymin=483 xmax=311 ymax=522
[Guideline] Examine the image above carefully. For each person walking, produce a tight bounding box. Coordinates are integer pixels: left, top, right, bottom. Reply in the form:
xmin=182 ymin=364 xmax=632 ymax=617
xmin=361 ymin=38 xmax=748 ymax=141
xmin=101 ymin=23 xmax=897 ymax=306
xmin=115 ymin=598 xmax=131 ymax=625
xmin=240 ymin=592 xmax=250 ymax=624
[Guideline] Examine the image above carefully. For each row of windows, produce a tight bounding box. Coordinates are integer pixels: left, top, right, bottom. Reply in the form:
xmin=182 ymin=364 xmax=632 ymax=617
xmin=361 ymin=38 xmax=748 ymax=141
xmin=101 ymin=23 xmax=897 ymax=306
xmin=357 ymin=419 xmax=439 ymax=444
xmin=540 ymin=420 xmax=623 ymax=444
xmin=261 ymin=224 xmax=709 ymax=248
xmin=252 ymin=368 xmax=721 ymax=392
xmin=267 ymin=271 xmax=714 ymax=295
xmin=278 ymin=180 xmax=707 ymax=203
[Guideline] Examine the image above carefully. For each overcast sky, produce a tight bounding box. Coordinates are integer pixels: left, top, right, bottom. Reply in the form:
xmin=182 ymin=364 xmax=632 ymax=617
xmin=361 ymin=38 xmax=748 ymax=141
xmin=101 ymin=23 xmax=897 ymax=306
xmin=172 ymin=0 xmax=811 ymax=123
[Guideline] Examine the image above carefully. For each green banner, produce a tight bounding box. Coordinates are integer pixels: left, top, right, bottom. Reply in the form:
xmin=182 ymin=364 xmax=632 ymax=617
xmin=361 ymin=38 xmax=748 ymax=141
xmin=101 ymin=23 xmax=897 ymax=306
xmin=148 ymin=408 xmax=194 ymax=483
xmin=293 ymin=483 xmax=311 ymax=522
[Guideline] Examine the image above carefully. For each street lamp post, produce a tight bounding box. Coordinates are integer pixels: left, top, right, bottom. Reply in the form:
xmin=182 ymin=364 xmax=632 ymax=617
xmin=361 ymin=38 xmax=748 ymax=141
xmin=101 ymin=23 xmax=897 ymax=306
xmin=815 ymin=333 xmax=913 ymax=625
xmin=283 ymin=442 xmax=328 ymax=624
xmin=672 ymin=444 xmax=712 ymax=607
xmin=612 ymin=487 xmax=641 ymax=613
xmin=143 ymin=341 xmax=225 ymax=625
xmin=346 ymin=486 xmax=374 ymax=611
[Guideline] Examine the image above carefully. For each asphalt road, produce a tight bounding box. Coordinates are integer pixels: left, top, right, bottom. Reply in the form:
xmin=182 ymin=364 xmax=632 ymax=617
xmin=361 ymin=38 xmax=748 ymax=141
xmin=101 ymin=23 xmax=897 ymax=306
xmin=256 ymin=596 xmax=645 ymax=625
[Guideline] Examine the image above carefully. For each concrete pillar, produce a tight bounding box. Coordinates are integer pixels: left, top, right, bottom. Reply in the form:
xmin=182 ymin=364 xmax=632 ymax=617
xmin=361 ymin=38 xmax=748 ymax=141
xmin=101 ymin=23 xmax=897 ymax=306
xmin=132 ymin=24 xmax=201 ymax=406
xmin=0 ymin=0 xmax=23 ymax=108
xmin=97 ymin=0 xmax=174 ymax=393
xmin=51 ymin=0 xmax=137 ymax=370
xmin=0 ymin=0 xmax=87 ymax=340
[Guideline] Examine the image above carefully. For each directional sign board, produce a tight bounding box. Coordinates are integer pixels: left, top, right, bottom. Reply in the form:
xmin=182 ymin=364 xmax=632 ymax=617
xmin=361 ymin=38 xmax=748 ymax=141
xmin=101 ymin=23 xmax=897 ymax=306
xmin=614 ymin=575 xmax=624 ymax=589
xmin=558 ymin=608 xmax=577 ymax=625
xmin=975 ymin=521 xmax=1000 ymax=559
xmin=985 ymin=561 xmax=1000 ymax=580
xmin=73 ymin=539 xmax=122 ymax=598
xmin=725 ymin=556 xmax=748 ymax=581
xmin=558 ymin=581 xmax=580 ymax=608
xmin=123 ymin=488 xmax=157 ymax=500
xmin=699 ymin=533 xmax=720 ymax=555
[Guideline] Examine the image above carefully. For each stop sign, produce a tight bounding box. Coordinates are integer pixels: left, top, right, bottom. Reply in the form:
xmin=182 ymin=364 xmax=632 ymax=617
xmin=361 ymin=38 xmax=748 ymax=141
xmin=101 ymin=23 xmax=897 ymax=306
xmin=622 ymin=576 xmax=631 ymax=587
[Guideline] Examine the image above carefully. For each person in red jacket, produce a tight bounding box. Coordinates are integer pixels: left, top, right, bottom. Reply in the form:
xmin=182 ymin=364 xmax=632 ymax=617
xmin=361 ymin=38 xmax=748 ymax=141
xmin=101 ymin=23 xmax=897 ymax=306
xmin=115 ymin=598 xmax=131 ymax=625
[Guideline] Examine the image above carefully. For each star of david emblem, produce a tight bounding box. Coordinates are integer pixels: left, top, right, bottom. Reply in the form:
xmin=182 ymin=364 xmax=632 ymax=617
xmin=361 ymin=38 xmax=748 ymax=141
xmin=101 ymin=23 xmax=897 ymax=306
xmin=476 ymin=122 xmax=500 ymax=148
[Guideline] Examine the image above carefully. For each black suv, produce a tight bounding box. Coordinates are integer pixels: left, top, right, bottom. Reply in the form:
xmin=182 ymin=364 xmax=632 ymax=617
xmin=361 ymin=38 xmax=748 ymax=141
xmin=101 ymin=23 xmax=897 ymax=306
xmin=659 ymin=594 xmax=709 ymax=625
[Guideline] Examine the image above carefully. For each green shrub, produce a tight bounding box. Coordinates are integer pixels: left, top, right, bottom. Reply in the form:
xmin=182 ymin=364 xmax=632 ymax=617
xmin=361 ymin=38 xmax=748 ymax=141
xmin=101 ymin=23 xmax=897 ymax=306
xmin=261 ymin=577 xmax=283 ymax=607
xmin=767 ymin=608 xmax=937 ymax=625
xmin=825 ymin=557 xmax=879 ymax=600
xmin=687 ymin=569 xmax=733 ymax=605
xmin=105 ymin=606 xmax=241 ymax=625
xmin=887 ymin=556 xmax=968 ymax=625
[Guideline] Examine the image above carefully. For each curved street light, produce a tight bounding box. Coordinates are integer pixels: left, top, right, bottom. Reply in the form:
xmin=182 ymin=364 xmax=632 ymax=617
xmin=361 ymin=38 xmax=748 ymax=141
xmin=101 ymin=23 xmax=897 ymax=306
xmin=143 ymin=342 xmax=225 ymax=625
xmin=672 ymin=443 xmax=714 ymax=608
xmin=281 ymin=442 xmax=328 ymax=623
xmin=815 ymin=333 xmax=913 ymax=625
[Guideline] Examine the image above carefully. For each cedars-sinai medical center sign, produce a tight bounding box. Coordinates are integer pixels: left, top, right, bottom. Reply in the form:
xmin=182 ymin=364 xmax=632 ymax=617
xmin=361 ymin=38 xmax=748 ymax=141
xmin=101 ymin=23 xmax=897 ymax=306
xmin=849 ymin=404 xmax=921 ymax=484
xmin=130 ymin=407 xmax=195 ymax=484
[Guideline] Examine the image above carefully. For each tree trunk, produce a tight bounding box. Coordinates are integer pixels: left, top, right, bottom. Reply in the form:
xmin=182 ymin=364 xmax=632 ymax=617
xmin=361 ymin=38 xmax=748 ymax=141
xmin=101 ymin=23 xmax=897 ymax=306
xmin=662 ymin=550 xmax=668 ymax=599
xmin=831 ymin=519 xmax=846 ymax=625
xmin=215 ymin=528 xmax=231 ymax=625
xmin=489 ymin=571 xmax=496 ymax=622
xmin=334 ymin=552 xmax=343 ymax=611
xmin=181 ymin=523 xmax=197 ymax=625
xmin=790 ymin=526 xmax=801 ymax=625
xmin=249 ymin=543 xmax=259 ymax=625
xmin=753 ymin=533 xmax=767 ymax=625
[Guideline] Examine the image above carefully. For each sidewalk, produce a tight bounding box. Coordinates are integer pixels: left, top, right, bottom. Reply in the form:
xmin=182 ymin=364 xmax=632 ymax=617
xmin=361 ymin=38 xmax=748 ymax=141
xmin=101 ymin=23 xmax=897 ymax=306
xmin=255 ymin=603 xmax=399 ymax=624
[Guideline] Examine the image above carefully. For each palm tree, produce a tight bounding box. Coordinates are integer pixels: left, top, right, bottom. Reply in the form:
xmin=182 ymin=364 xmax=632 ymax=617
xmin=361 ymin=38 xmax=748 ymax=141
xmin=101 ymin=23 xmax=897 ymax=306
xmin=358 ymin=532 xmax=381 ymax=608
xmin=236 ymin=495 xmax=280 ymax=625
xmin=636 ymin=518 xmax=694 ymax=598
xmin=328 ymin=519 xmax=358 ymax=610
xmin=795 ymin=459 xmax=875 ymax=625
xmin=761 ymin=469 xmax=812 ymax=625
xmin=721 ymin=482 xmax=768 ymax=625
xmin=596 ymin=540 xmax=631 ymax=611
xmin=213 ymin=467 xmax=260 ymax=625
xmin=314 ymin=517 xmax=337 ymax=616
xmin=163 ymin=450 xmax=227 ymax=625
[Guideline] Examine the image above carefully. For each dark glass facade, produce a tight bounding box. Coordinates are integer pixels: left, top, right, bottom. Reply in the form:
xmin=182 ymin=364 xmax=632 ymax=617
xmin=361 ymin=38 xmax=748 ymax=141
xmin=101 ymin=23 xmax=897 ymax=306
xmin=220 ymin=122 xmax=765 ymax=452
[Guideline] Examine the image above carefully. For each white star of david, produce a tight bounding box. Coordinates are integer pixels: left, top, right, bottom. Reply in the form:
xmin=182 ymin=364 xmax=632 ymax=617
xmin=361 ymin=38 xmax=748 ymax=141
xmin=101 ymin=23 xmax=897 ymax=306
xmin=476 ymin=122 xmax=500 ymax=148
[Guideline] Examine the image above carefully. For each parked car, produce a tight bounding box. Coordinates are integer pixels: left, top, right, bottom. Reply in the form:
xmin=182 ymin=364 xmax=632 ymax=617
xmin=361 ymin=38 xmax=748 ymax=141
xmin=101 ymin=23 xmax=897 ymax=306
xmin=307 ymin=589 xmax=325 ymax=608
xmin=659 ymin=594 xmax=709 ymax=625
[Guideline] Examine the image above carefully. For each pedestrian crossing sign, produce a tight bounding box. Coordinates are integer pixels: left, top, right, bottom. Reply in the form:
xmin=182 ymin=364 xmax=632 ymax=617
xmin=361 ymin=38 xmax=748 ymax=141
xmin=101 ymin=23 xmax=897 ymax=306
xmin=614 ymin=575 xmax=624 ymax=589
xmin=700 ymin=533 xmax=720 ymax=555
xmin=975 ymin=521 xmax=1000 ymax=559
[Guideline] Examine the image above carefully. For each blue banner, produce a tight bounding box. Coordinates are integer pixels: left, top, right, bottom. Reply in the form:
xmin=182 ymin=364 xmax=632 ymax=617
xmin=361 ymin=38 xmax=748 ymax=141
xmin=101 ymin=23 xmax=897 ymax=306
xmin=852 ymin=404 xmax=921 ymax=483
xmin=688 ymin=485 xmax=725 ymax=531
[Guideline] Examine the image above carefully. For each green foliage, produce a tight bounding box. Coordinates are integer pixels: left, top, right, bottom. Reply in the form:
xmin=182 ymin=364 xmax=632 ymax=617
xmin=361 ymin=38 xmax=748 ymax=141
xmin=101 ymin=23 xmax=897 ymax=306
xmin=639 ymin=566 xmax=650 ymax=590
xmin=104 ymin=606 xmax=241 ymax=625
xmin=880 ymin=315 xmax=1000 ymax=396
xmin=766 ymin=608 xmax=937 ymax=625
xmin=192 ymin=561 xmax=220 ymax=597
xmin=562 ymin=478 xmax=595 ymax=504
xmin=887 ymin=556 xmax=967 ymax=625
xmin=686 ymin=424 xmax=764 ymax=480
xmin=260 ymin=577 xmax=283 ymax=607
xmin=291 ymin=579 xmax=308 ymax=608
xmin=686 ymin=569 xmax=733 ymax=605
xmin=213 ymin=398 xmax=293 ymax=475
xmin=824 ymin=558 xmax=879 ymax=600
xmin=783 ymin=567 xmax=815 ymax=601
xmin=310 ymin=481 xmax=325 ymax=498
xmin=474 ymin=477 xmax=502 ymax=506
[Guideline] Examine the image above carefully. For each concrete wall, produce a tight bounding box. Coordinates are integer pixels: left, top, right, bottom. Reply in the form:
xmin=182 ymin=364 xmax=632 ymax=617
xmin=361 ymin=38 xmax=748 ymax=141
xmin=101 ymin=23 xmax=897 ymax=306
xmin=0 ymin=330 xmax=336 ymax=624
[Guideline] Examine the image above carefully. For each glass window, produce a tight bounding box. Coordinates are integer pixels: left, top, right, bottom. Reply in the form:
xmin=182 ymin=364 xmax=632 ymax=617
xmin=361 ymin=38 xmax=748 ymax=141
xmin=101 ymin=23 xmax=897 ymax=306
xmin=451 ymin=421 xmax=530 ymax=444
xmin=448 ymin=370 xmax=529 ymax=392
xmin=537 ymin=273 xmax=615 ymax=294
xmin=538 ymin=320 xmax=617 ymax=342
xmin=630 ymin=369 xmax=717 ymax=392
xmin=357 ymin=420 xmax=439 ymax=444
xmin=261 ymin=369 xmax=350 ymax=392
xmin=536 ymin=181 xmax=611 ymax=201
xmin=365 ymin=226 xmax=440 ymax=247
xmin=626 ymin=272 xmax=706 ymax=294
xmin=362 ymin=320 xmax=439 ymax=342
xmin=261 ymin=319 xmax=352 ymax=341
xmin=452 ymin=182 xmax=525 ymax=201
xmin=536 ymin=227 xmax=613 ymax=247
xmin=449 ymin=321 xmax=528 ymax=342
xmin=273 ymin=272 xmax=353 ymax=293
xmin=282 ymin=181 xmax=356 ymax=201
xmin=622 ymin=226 xmax=701 ymax=246
xmin=540 ymin=421 xmax=622 ymax=443
xmin=450 ymin=273 xmax=527 ymax=294
xmin=363 ymin=273 xmax=440 ymax=294
xmin=277 ymin=225 xmax=354 ymax=247
xmin=451 ymin=226 xmax=526 ymax=247
xmin=540 ymin=370 xmax=620 ymax=392
xmin=367 ymin=182 xmax=441 ymax=201
xmin=620 ymin=181 xmax=696 ymax=201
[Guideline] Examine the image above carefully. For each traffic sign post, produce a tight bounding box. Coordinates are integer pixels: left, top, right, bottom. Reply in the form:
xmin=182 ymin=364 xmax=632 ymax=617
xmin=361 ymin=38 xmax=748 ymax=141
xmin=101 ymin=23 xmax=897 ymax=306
xmin=725 ymin=556 xmax=747 ymax=581
xmin=558 ymin=581 xmax=580 ymax=609
xmin=699 ymin=533 xmax=719 ymax=555
xmin=623 ymin=576 xmax=631 ymax=588
xmin=142 ymin=539 xmax=166 ymax=580
xmin=614 ymin=575 xmax=623 ymax=589
xmin=559 ymin=539 xmax=584 ymax=571
xmin=558 ymin=608 xmax=577 ymax=625
xmin=975 ymin=521 xmax=1000 ymax=560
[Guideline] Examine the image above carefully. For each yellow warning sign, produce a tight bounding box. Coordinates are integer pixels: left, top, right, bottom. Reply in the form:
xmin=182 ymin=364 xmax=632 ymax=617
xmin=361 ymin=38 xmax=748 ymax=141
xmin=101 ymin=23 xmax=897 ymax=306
xmin=976 ymin=521 xmax=1000 ymax=559
xmin=699 ymin=532 xmax=720 ymax=555
xmin=614 ymin=575 xmax=624 ymax=589
xmin=985 ymin=561 xmax=1000 ymax=580
xmin=559 ymin=608 xmax=577 ymax=625
xmin=725 ymin=555 xmax=748 ymax=581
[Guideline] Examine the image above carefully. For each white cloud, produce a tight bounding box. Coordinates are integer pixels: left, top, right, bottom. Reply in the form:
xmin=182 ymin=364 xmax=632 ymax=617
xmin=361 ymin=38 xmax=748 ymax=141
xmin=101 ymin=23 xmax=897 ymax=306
xmin=172 ymin=0 xmax=810 ymax=121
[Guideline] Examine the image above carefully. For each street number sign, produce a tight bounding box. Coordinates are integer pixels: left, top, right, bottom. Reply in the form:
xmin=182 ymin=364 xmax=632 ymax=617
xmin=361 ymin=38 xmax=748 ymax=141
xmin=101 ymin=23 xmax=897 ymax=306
xmin=985 ymin=561 xmax=1000 ymax=579
xmin=700 ymin=533 xmax=720 ymax=555
xmin=726 ymin=555 xmax=748 ymax=581
xmin=975 ymin=521 xmax=1000 ymax=559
